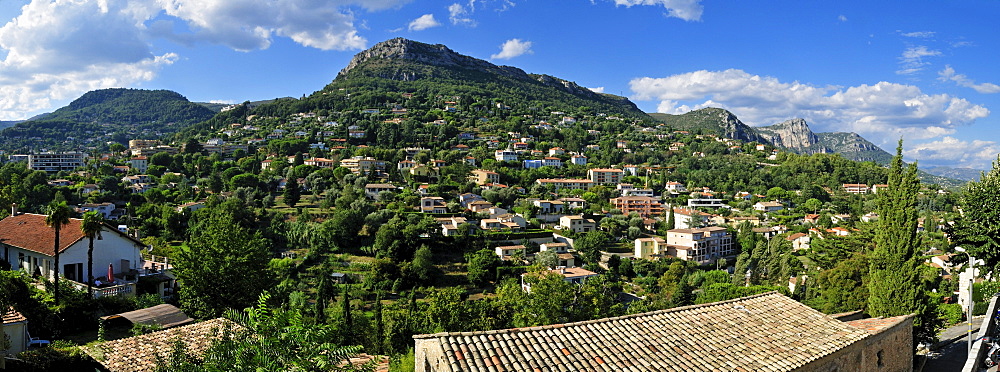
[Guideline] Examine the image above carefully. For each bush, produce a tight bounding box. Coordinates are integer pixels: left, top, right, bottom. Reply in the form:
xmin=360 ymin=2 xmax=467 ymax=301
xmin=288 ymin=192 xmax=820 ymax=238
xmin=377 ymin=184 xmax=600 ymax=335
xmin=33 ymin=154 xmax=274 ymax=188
xmin=12 ymin=344 xmax=101 ymax=372
xmin=937 ymin=303 xmax=964 ymax=326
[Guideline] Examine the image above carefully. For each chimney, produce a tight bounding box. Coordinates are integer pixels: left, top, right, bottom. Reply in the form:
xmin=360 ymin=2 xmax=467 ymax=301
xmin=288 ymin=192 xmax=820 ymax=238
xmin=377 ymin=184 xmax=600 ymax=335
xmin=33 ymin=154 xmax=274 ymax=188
xmin=10 ymin=203 xmax=17 ymax=216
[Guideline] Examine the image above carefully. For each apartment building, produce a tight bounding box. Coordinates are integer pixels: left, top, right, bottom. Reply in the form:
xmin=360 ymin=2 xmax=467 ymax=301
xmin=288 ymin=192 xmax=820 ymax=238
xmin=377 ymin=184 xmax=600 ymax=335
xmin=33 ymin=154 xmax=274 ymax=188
xmin=28 ymin=152 xmax=87 ymax=172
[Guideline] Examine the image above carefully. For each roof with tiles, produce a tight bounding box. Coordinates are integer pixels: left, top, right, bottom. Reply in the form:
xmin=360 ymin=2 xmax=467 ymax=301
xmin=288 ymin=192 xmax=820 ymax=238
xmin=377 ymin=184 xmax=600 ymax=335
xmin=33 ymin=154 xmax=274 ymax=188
xmin=3 ymin=307 xmax=27 ymax=324
xmin=844 ymin=315 xmax=912 ymax=334
xmin=84 ymin=318 xmax=240 ymax=372
xmin=414 ymin=292 xmax=879 ymax=372
xmin=0 ymin=213 xmax=85 ymax=256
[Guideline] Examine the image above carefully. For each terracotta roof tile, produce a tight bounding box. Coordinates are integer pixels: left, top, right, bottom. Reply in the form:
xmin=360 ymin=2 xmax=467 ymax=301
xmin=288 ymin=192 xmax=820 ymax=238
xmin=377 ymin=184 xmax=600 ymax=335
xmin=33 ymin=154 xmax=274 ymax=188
xmin=83 ymin=318 xmax=240 ymax=372
xmin=415 ymin=292 xmax=878 ymax=371
xmin=0 ymin=213 xmax=85 ymax=256
xmin=3 ymin=307 xmax=26 ymax=324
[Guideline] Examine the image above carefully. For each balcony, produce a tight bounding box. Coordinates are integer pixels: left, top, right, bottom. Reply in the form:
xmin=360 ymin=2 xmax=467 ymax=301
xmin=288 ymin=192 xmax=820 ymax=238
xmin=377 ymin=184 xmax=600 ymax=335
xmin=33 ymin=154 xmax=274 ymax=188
xmin=65 ymin=254 xmax=174 ymax=299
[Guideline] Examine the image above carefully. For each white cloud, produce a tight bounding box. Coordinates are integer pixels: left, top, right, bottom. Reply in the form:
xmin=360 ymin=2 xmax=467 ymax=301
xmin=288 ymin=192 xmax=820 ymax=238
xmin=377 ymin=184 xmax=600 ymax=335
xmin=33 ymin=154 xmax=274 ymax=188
xmin=900 ymin=31 xmax=935 ymax=38
xmin=408 ymin=14 xmax=441 ymax=31
xmin=629 ymin=69 xmax=989 ymax=142
xmin=0 ymin=0 xmax=416 ymax=120
xmin=0 ymin=0 xmax=176 ymax=120
xmin=490 ymin=38 xmax=533 ymax=60
xmin=154 ymin=0 xmax=389 ymax=51
xmin=896 ymin=45 xmax=941 ymax=75
xmin=837 ymin=15 xmax=847 ymax=22
xmin=589 ymin=87 xmax=605 ymax=93
xmin=612 ymin=0 xmax=703 ymax=21
xmin=938 ymin=65 xmax=1000 ymax=94
xmin=448 ymin=3 xmax=477 ymax=26
xmin=904 ymin=136 xmax=1000 ymax=169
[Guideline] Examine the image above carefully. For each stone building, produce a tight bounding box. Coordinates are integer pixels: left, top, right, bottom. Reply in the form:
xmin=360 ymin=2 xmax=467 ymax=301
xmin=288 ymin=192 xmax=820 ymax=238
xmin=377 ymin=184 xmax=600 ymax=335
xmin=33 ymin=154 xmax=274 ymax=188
xmin=413 ymin=292 xmax=912 ymax=372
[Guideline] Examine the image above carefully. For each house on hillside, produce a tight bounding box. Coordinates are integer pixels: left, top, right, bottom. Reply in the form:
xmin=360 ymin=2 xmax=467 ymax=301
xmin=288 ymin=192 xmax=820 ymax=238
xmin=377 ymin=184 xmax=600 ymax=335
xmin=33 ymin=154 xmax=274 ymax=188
xmin=754 ymin=201 xmax=784 ymax=213
xmin=0 ymin=209 xmax=146 ymax=297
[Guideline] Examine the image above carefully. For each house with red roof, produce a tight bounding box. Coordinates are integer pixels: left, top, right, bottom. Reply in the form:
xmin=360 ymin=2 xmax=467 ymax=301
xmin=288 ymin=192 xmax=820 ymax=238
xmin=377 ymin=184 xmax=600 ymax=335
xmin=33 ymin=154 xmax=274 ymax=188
xmin=0 ymin=208 xmax=146 ymax=294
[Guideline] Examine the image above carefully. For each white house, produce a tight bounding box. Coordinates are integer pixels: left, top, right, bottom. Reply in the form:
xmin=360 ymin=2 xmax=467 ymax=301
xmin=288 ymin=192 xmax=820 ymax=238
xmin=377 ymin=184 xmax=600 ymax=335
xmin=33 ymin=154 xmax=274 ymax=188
xmin=0 ymin=212 xmax=145 ymax=286
xmin=559 ymin=215 xmax=596 ymax=233
xmin=753 ymin=201 xmax=784 ymax=213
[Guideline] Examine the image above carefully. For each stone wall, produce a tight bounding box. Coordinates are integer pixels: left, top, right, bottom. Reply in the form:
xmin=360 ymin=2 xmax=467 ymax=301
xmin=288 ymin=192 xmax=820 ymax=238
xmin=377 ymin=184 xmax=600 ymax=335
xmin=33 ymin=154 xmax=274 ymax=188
xmin=796 ymin=315 xmax=913 ymax=372
xmin=414 ymin=338 xmax=451 ymax=372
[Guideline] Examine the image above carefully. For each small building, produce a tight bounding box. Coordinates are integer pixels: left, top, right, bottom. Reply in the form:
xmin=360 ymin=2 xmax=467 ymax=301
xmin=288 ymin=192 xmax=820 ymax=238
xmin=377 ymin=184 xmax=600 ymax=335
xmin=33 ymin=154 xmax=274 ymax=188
xmin=419 ymin=197 xmax=448 ymax=214
xmin=520 ymin=267 xmax=598 ymax=292
xmin=754 ymin=201 xmax=784 ymax=213
xmin=413 ymin=292 xmax=914 ymax=372
xmin=468 ymin=169 xmax=500 ymax=186
xmin=559 ymin=215 xmax=596 ymax=233
xmin=3 ymin=308 xmax=29 ymax=355
xmin=364 ymin=183 xmax=398 ymax=200
xmin=495 ymin=245 xmax=526 ymax=261
xmin=843 ymin=183 xmax=870 ymax=194
xmin=587 ymin=168 xmax=624 ymax=185
xmin=787 ymin=232 xmax=811 ymax=250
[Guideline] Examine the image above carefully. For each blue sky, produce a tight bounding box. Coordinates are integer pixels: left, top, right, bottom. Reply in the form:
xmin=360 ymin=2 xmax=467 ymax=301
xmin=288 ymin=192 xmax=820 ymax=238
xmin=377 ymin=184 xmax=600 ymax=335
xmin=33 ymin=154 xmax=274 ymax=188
xmin=0 ymin=0 xmax=998 ymax=169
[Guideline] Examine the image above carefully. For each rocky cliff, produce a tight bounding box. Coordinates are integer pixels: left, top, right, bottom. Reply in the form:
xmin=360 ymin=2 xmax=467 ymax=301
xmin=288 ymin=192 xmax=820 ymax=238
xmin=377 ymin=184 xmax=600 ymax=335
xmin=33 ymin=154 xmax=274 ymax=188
xmin=338 ymin=37 xmax=530 ymax=81
xmin=649 ymin=108 xmax=768 ymax=143
xmin=755 ymin=119 xmax=827 ymax=154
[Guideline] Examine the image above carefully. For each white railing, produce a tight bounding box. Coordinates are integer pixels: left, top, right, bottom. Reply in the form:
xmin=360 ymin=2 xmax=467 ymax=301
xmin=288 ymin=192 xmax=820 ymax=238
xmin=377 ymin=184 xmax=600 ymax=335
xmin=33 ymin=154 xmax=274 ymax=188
xmin=93 ymin=283 xmax=136 ymax=298
xmin=67 ymin=280 xmax=137 ymax=299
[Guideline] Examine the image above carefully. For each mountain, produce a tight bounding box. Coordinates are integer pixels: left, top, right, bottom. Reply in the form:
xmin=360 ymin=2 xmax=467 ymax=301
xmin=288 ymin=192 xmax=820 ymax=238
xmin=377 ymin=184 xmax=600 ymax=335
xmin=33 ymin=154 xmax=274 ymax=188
xmin=922 ymin=166 xmax=984 ymax=182
xmin=813 ymin=132 xmax=893 ymax=163
xmin=755 ymin=119 xmax=893 ymax=163
xmin=0 ymin=121 xmax=18 ymax=131
xmin=0 ymin=88 xmax=215 ymax=152
xmin=650 ymin=108 xmax=894 ymax=163
xmin=329 ymin=38 xmax=645 ymax=116
xmin=755 ymin=119 xmax=825 ymax=154
xmin=648 ymin=108 xmax=767 ymax=143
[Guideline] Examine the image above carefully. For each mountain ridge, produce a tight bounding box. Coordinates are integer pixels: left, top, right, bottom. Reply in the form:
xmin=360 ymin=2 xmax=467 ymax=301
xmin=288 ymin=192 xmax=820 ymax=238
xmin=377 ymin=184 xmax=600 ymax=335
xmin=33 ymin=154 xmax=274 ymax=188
xmin=0 ymin=88 xmax=215 ymax=152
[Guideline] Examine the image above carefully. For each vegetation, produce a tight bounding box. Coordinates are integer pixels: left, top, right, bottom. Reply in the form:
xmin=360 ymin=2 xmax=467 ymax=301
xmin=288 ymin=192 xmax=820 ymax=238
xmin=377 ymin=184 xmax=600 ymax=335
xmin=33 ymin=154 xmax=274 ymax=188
xmin=0 ymin=88 xmax=215 ymax=153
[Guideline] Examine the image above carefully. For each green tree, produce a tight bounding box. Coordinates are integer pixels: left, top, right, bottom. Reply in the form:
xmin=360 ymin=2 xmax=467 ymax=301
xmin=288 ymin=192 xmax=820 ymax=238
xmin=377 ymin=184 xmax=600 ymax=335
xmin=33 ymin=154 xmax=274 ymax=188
xmin=183 ymin=138 xmax=203 ymax=154
xmin=467 ymin=249 xmax=501 ymax=286
xmin=575 ymin=231 xmax=610 ymax=264
xmin=157 ymin=292 xmax=368 ymax=371
xmin=866 ymin=141 xmax=930 ymax=339
xmin=174 ymin=209 xmax=274 ymax=318
xmin=80 ymin=211 xmax=104 ymax=297
xmin=45 ymin=201 xmax=71 ymax=305
xmin=283 ymin=181 xmax=301 ymax=208
xmin=409 ymin=245 xmax=437 ymax=285
xmin=952 ymin=155 xmax=1000 ymax=273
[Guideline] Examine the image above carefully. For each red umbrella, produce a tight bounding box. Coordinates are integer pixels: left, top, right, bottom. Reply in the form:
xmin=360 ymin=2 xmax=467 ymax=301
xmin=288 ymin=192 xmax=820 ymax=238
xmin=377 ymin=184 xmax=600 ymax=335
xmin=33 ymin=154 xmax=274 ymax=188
xmin=107 ymin=263 xmax=114 ymax=283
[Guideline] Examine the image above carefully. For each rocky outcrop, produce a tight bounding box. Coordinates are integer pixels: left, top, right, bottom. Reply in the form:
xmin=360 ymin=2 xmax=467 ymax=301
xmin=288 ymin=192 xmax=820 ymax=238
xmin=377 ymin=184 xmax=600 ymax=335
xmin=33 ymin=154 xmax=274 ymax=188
xmin=337 ymin=37 xmax=530 ymax=81
xmin=814 ymin=132 xmax=892 ymax=163
xmin=708 ymin=108 xmax=768 ymax=143
xmin=755 ymin=119 xmax=829 ymax=154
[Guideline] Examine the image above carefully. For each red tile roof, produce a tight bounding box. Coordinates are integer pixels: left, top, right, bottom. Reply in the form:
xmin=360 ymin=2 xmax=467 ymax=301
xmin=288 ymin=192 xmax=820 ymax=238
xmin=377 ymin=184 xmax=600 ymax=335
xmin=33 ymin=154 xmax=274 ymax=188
xmin=0 ymin=213 xmax=85 ymax=256
xmin=3 ymin=307 xmax=26 ymax=324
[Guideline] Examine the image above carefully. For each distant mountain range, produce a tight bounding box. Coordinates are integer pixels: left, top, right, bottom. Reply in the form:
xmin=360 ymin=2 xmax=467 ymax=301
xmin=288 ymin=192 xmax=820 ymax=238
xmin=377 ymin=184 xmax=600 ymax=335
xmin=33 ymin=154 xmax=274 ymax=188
xmin=650 ymin=108 xmax=893 ymax=163
xmin=649 ymin=108 xmax=973 ymax=186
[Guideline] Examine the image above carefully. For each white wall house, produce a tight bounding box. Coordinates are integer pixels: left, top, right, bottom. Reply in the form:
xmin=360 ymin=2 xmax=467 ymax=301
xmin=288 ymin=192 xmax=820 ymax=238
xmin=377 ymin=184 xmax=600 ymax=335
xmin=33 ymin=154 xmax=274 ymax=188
xmin=0 ymin=213 xmax=144 ymax=284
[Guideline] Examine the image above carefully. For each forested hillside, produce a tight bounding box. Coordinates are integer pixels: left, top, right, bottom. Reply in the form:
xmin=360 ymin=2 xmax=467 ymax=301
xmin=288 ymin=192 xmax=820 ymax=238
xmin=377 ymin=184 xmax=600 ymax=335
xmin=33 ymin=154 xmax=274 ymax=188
xmin=0 ymin=88 xmax=215 ymax=152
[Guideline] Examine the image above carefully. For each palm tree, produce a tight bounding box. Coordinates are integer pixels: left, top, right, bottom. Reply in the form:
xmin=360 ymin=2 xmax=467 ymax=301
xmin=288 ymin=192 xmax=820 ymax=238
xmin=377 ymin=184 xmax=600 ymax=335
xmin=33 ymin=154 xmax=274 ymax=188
xmin=45 ymin=201 xmax=71 ymax=305
xmin=81 ymin=211 xmax=104 ymax=297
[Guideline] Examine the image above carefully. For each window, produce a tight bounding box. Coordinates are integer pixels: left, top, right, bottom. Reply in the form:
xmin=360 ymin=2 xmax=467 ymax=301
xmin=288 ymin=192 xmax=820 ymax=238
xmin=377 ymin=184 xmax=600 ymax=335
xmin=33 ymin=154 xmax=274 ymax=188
xmin=876 ymin=350 xmax=884 ymax=367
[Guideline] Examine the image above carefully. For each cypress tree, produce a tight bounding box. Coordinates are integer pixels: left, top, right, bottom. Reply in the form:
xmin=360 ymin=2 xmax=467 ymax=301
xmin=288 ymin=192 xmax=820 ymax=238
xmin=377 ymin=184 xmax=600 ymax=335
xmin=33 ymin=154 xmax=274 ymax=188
xmin=866 ymin=141 xmax=929 ymax=337
xmin=665 ymin=205 xmax=675 ymax=230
